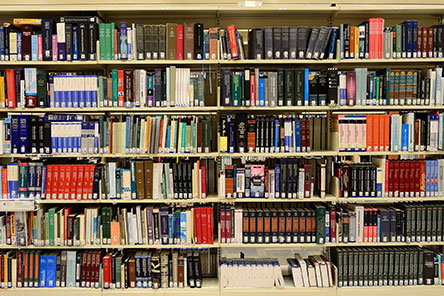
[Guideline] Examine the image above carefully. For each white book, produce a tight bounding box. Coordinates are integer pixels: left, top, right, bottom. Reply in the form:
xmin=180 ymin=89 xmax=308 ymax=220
xmin=153 ymin=163 xmax=163 ymax=199
xmin=294 ymin=254 xmax=309 ymax=287
xmin=186 ymin=210 xmax=192 ymax=243
xmin=136 ymin=206 xmax=143 ymax=244
xmin=108 ymin=162 xmax=117 ymax=199
xmin=354 ymin=205 xmax=364 ymax=241
xmin=305 ymin=259 xmax=317 ymax=287
xmin=436 ymin=68 xmax=443 ymax=105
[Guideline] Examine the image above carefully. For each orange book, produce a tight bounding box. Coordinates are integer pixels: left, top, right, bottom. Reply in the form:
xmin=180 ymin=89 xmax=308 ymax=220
xmin=366 ymin=115 xmax=373 ymax=151
xmin=355 ymin=27 xmax=359 ymax=58
xmin=64 ymin=165 xmax=71 ymax=200
xmin=158 ymin=118 xmax=164 ymax=152
xmin=110 ymin=221 xmax=120 ymax=245
xmin=145 ymin=116 xmax=151 ymax=152
xmin=224 ymin=165 xmax=234 ymax=196
xmin=384 ymin=114 xmax=391 ymax=151
xmin=29 ymin=252 xmax=34 ymax=286
xmin=379 ymin=115 xmax=385 ymax=152
xmin=114 ymin=29 xmax=118 ymax=59
xmin=373 ymin=115 xmax=380 ymax=151
xmin=350 ymin=26 xmax=355 ymax=58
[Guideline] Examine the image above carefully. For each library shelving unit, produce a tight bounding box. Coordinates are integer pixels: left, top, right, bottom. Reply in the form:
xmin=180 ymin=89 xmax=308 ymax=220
xmin=1 ymin=1 xmax=444 ymax=296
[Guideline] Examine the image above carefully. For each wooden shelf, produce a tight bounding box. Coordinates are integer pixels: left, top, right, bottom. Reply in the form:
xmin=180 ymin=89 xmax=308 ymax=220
xmin=99 ymin=60 xmax=218 ymax=65
xmin=336 ymin=197 xmax=444 ymax=203
xmin=337 ymin=105 xmax=444 ymax=111
xmin=338 ymin=57 xmax=444 ymax=64
xmin=220 ymin=195 xmax=336 ymax=203
xmin=220 ymin=151 xmax=337 ymax=158
xmin=337 ymin=150 xmax=444 ymax=156
xmin=0 ymin=243 xmax=219 ymax=249
xmin=336 ymin=286 xmax=444 ymax=296
xmin=0 ymin=153 xmax=219 ymax=158
xmin=218 ymin=106 xmax=337 ymax=112
xmin=220 ymin=59 xmax=338 ymax=65
xmin=2 ymin=107 xmax=219 ymax=113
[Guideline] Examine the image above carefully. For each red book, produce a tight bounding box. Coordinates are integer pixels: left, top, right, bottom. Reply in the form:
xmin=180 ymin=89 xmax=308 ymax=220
xmin=38 ymin=36 xmax=43 ymax=61
xmin=58 ymin=165 xmax=65 ymax=200
xmin=51 ymin=165 xmax=59 ymax=200
xmin=399 ymin=161 xmax=405 ymax=197
xmin=393 ymin=160 xmax=400 ymax=197
xmin=45 ymin=165 xmax=52 ymax=199
xmin=200 ymin=207 xmax=208 ymax=244
xmin=250 ymin=73 xmax=256 ymax=106
xmin=379 ymin=18 xmax=384 ymax=59
xmin=428 ymin=27 xmax=434 ymax=58
xmin=264 ymin=167 xmax=269 ymax=197
xmin=16 ymin=251 xmax=24 ymax=287
xmin=21 ymin=25 xmax=32 ymax=61
xmin=363 ymin=209 xmax=369 ymax=242
xmin=102 ymin=254 xmax=110 ymax=289
xmin=417 ymin=26 xmax=422 ymax=58
xmin=88 ymin=164 xmax=95 ymax=199
xmin=114 ymin=29 xmax=118 ymax=59
xmin=85 ymin=251 xmax=91 ymax=287
xmin=370 ymin=18 xmax=376 ymax=59
xmin=70 ymin=164 xmax=78 ymax=200
xmin=81 ymin=252 xmax=87 ymax=287
xmin=330 ymin=210 xmax=336 ymax=243
xmin=207 ymin=207 xmax=213 ymax=244
xmin=200 ymin=166 xmax=207 ymax=199
xmin=379 ymin=115 xmax=385 ymax=152
xmin=384 ymin=114 xmax=390 ymax=151
xmin=176 ymin=25 xmax=184 ymax=60
xmin=82 ymin=165 xmax=90 ymax=200
xmin=117 ymin=70 xmax=125 ymax=107
xmin=194 ymin=208 xmax=202 ymax=244
xmin=409 ymin=161 xmax=415 ymax=197
xmin=64 ymin=165 xmax=71 ymax=200
xmin=5 ymin=69 xmax=16 ymax=108
xmin=419 ymin=160 xmax=426 ymax=196
xmin=373 ymin=114 xmax=380 ymax=152
xmin=346 ymin=71 xmax=356 ymax=106
xmin=1 ymin=168 xmax=7 ymax=199
xmin=226 ymin=25 xmax=239 ymax=60
xmin=220 ymin=209 xmax=226 ymax=243
xmin=76 ymin=165 xmax=84 ymax=200
xmin=225 ymin=208 xmax=230 ymax=244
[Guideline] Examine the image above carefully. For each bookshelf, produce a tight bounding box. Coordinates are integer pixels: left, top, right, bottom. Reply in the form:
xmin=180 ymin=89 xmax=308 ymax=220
xmin=0 ymin=1 xmax=443 ymax=295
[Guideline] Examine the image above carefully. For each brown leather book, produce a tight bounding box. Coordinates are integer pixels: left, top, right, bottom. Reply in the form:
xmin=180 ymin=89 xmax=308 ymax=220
xmin=166 ymin=23 xmax=177 ymax=60
xmin=184 ymin=23 xmax=195 ymax=60
xmin=128 ymin=255 xmax=136 ymax=288
xmin=144 ymin=160 xmax=153 ymax=199
xmin=209 ymin=27 xmax=218 ymax=60
xmin=177 ymin=253 xmax=185 ymax=288
xmin=135 ymin=161 xmax=145 ymax=199
xmin=21 ymin=25 xmax=32 ymax=61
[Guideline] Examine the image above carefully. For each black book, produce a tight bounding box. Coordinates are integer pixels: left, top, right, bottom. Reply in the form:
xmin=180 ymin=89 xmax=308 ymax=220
xmin=3 ymin=24 xmax=10 ymax=61
xmin=281 ymin=26 xmax=289 ymax=59
xmin=177 ymin=163 xmax=183 ymax=198
xmin=154 ymin=69 xmax=162 ymax=106
xmin=264 ymin=27 xmax=273 ymax=59
xmin=312 ymin=26 xmax=329 ymax=59
xmin=30 ymin=116 xmax=38 ymax=153
xmin=423 ymin=250 xmax=435 ymax=285
xmin=289 ymin=27 xmax=298 ymax=59
xmin=327 ymin=68 xmax=338 ymax=105
xmin=297 ymin=26 xmax=309 ymax=58
xmin=305 ymin=27 xmax=320 ymax=59
xmin=284 ymin=69 xmax=295 ymax=106
xmin=136 ymin=24 xmax=145 ymax=60
xmin=343 ymin=24 xmax=350 ymax=58
xmin=194 ymin=23 xmax=204 ymax=60
xmin=317 ymin=71 xmax=328 ymax=106
xmin=88 ymin=21 xmax=97 ymax=60
xmin=319 ymin=27 xmax=332 ymax=60
xmin=172 ymin=163 xmax=179 ymax=199
xmin=244 ymin=69 xmax=251 ymax=105
xmin=242 ymin=209 xmax=249 ymax=243
xmin=38 ymin=117 xmax=45 ymax=153
xmin=42 ymin=20 xmax=54 ymax=61
xmin=65 ymin=23 xmax=73 ymax=61
xmin=193 ymin=252 xmax=202 ymax=288
xmin=280 ymin=159 xmax=287 ymax=198
xmin=273 ymin=27 xmax=282 ymax=59
xmin=236 ymin=113 xmax=247 ymax=153
xmin=78 ymin=22 xmax=88 ymax=61
xmin=221 ymin=69 xmax=231 ymax=106
xmin=308 ymin=71 xmax=318 ymax=106
xmin=187 ymin=163 xmax=193 ymax=198
xmin=187 ymin=252 xmax=195 ymax=288
xmin=248 ymin=28 xmax=263 ymax=59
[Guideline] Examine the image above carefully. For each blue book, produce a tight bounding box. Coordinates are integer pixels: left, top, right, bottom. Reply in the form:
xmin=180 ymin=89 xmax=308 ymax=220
xmin=295 ymin=120 xmax=301 ymax=152
xmin=135 ymin=253 xmax=143 ymax=287
xmin=85 ymin=76 xmax=92 ymax=108
xmin=304 ymin=68 xmax=309 ymax=106
xmin=258 ymin=75 xmax=265 ymax=106
xmin=233 ymin=165 xmax=237 ymax=196
xmin=125 ymin=117 xmax=131 ymax=152
xmin=130 ymin=161 xmax=136 ymax=199
xmin=433 ymin=160 xmax=438 ymax=196
xmin=93 ymin=121 xmax=99 ymax=153
xmin=289 ymin=119 xmax=294 ymax=152
xmin=327 ymin=27 xmax=338 ymax=59
xmin=180 ymin=212 xmax=186 ymax=243
xmin=426 ymin=160 xmax=431 ymax=197
xmin=0 ymin=26 xmax=4 ymax=60
xmin=274 ymin=119 xmax=279 ymax=151
xmin=376 ymin=168 xmax=382 ymax=197
xmin=91 ymin=75 xmax=98 ymax=108
xmin=28 ymin=164 xmax=36 ymax=199
xmin=46 ymin=253 xmax=57 ymax=287
xmin=17 ymin=33 xmax=22 ymax=61
xmin=10 ymin=115 xmax=20 ymax=154
xmin=284 ymin=120 xmax=290 ymax=152
xmin=174 ymin=211 xmax=180 ymax=242
xmin=120 ymin=22 xmax=128 ymax=60
xmin=19 ymin=115 xmax=29 ymax=154
xmin=412 ymin=20 xmax=418 ymax=57
xmin=166 ymin=125 xmax=171 ymax=151
xmin=31 ymin=35 xmax=38 ymax=61
xmin=40 ymin=255 xmax=47 ymax=287
xmin=127 ymin=27 xmax=132 ymax=59
xmin=79 ymin=76 xmax=86 ymax=108
xmin=274 ymin=164 xmax=280 ymax=198
xmin=41 ymin=165 xmax=47 ymax=199
xmin=401 ymin=124 xmax=409 ymax=152
xmin=72 ymin=25 xmax=78 ymax=60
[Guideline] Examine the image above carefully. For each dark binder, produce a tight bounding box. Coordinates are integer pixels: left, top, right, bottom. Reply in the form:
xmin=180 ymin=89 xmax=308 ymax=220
xmin=273 ymin=27 xmax=282 ymax=59
xmin=264 ymin=27 xmax=273 ymax=59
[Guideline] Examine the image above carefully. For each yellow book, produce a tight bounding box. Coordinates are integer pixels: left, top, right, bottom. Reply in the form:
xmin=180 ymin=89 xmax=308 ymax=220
xmin=13 ymin=18 xmax=42 ymax=26
xmin=145 ymin=116 xmax=151 ymax=153
xmin=355 ymin=28 xmax=359 ymax=59
xmin=219 ymin=136 xmax=228 ymax=152
xmin=0 ymin=77 xmax=5 ymax=108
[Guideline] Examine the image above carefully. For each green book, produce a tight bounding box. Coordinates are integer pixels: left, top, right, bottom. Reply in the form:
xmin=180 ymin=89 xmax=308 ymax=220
xmin=111 ymin=69 xmax=118 ymax=106
xmin=203 ymin=119 xmax=211 ymax=153
xmin=110 ymin=23 xmax=115 ymax=60
xmin=181 ymin=122 xmax=187 ymax=151
xmin=98 ymin=23 xmax=106 ymax=60
xmin=285 ymin=69 xmax=295 ymax=106
xmin=394 ymin=24 xmax=402 ymax=58
xmin=192 ymin=76 xmax=198 ymax=106
xmin=170 ymin=66 xmax=176 ymax=106
xmin=36 ymin=70 xmax=48 ymax=107
xmin=115 ymin=254 xmax=123 ymax=288
xmin=44 ymin=212 xmax=49 ymax=245
xmin=375 ymin=76 xmax=380 ymax=103
xmin=192 ymin=122 xmax=197 ymax=152
xmin=185 ymin=125 xmax=191 ymax=152
xmin=104 ymin=23 xmax=112 ymax=60
xmin=98 ymin=76 xmax=104 ymax=107
xmin=231 ymin=74 xmax=241 ymax=106
xmin=48 ymin=208 xmax=56 ymax=246
xmin=315 ymin=205 xmax=326 ymax=244
xmin=18 ymin=163 xmax=28 ymax=199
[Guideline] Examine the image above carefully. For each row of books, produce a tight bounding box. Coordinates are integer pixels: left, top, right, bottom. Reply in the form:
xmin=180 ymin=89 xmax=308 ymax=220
xmin=219 ymin=115 xmax=328 ymax=153
xmin=0 ymin=206 xmax=214 ymax=247
xmin=99 ymin=22 xmax=218 ymax=61
xmin=0 ymin=249 xmax=215 ymax=289
xmin=334 ymin=112 xmax=443 ymax=152
xmin=335 ymin=159 xmax=444 ymax=198
xmin=221 ymin=68 xmax=337 ymax=107
xmin=0 ymin=67 xmax=208 ymax=109
xmin=331 ymin=247 xmax=443 ymax=286
xmin=287 ymin=254 xmax=335 ymax=288
xmin=0 ymin=114 xmax=213 ymax=155
xmin=220 ymin=205 xmax=327 ymax=244
xmin=335 ymin=204 xmax=444 ymax=244
xmin=340 ymin=68 xmax=444 ymax=107
xmin=0 ymin=17 xmax=98 ymax=62
xmin=0 ymin=159 xmax=217 ymax=200
xmin=219 ymin=158 xmax=326 ymax=199
xmin=340 ymin=19 xmax=444 ymax=59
